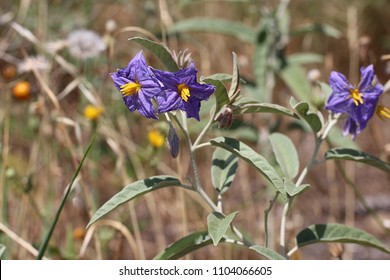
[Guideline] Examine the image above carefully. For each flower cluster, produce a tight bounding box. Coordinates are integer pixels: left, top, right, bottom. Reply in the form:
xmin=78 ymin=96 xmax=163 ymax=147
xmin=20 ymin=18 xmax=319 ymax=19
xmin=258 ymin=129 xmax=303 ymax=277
xmin=111 ymin=51 xmax=215 ymax=120
xmin=325 ymin=65 xmax=386 ymax=138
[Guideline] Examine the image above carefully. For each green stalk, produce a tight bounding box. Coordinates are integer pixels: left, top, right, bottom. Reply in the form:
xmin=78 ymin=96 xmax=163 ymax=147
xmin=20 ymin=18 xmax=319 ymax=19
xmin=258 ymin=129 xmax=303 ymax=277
xmin=36 ymin=129 xmax=98 ymax=260
xmin=171 ymin=112 xmax=253 ymax=247
xmin=279 ymin=115 xmax=338 ymax=255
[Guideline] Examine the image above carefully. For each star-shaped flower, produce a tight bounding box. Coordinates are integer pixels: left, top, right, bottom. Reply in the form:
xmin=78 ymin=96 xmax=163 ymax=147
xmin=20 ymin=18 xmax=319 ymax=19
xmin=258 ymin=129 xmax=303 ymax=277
xmin=325 ymin=65 xmax=383 ymax=138
xmin=151 ymin=62 xmax=215 ymax=121
xmin=111 ymin=51 xmax=163 ymax=119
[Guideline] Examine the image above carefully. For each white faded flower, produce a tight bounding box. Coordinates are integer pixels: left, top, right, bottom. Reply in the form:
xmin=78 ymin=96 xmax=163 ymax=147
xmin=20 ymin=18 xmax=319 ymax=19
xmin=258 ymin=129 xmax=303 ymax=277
xmin=17 ymin=55 xmax=50 ymax=73
xmin=67 ymin=29 xmax=106 ymax=60
xmin=44 ymin=40 xmax=68 ymax=54
xmin=307 ymin=69 xmax=321 ymax=82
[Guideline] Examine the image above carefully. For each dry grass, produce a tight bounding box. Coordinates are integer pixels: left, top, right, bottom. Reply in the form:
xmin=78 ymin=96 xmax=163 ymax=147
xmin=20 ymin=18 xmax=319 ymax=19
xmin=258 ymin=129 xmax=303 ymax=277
xmin=1 ymin=0 xmax=390 ymax=260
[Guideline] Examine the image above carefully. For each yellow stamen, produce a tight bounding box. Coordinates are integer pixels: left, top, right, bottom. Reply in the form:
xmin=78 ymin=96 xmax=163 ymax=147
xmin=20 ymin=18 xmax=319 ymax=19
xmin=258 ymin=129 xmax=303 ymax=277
xmin=177 ymin=83 xmax=190 ymax=102
xmin=349 ymin=88 xmax=363 ymax=106
xmin=120 ymin=81 xmax=141 ymax=97
xmin=375 ymin=105 xmax=390 ymax=121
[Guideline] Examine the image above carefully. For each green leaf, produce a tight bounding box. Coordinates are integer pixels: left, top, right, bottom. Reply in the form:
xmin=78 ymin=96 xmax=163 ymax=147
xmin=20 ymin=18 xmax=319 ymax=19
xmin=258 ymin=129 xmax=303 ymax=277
xmin=88 ymin=176 xmax=182 ymax=227
xmin=318 ymin=82 xmax=332 ymax=99
xmin=227 ymin=52 xmax=240 ymax=97
xmin=327 ymin=126 xmax=359 ymax=149
xmin=201 ymin=73 xmax=246 ymax=84
xmin=153 ymin=231 xmax=214 ymax=260
xmin=284 ymin=179 xmax=310 ymax=197
xmin=168 ymin=18 xmax=256 ymax=43
xmin=233 ymin=97 xmax=298 ymax=119
xmin=211 ymin=148 xmax=238 ymax=194
xmin=325 ymin=148 xmax=390 ymax=173
xmin=279 ymin=65 xmax=312 ymax=105
xmin=291 ymin=23 xmax=342 ymax=38
xmin=269 ymin=133 xmax=299 ymax=179
xmin=250 ymin=245 xmax=286 ymax=260
xmin=291 ymin=100 xmax=322 ymax=133
xmin=207 ymin=212 xmax=238 ymax=246
xmin=287 ymin=53 xmax=323 ymax=65
xmin=202 ymin=78 xmax=229 ymax=115
xmin=296 ymin=224 xmax=390 ymax=254
xmin=128 ymin=37 xmax=179 ymax=72
xmin=252 ymin=14 xmax=276 ymax=103
xmin=210 ymin=137 xmax=287 ymax=199
xmin=0 ymin=244 xmax=6 ymax=258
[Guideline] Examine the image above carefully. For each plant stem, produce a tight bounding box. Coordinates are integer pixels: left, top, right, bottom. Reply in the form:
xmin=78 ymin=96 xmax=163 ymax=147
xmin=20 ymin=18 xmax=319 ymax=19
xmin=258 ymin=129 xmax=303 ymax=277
xmin=192 ymin=112 xmax=215 ymax=149
xmin=171 ymin=112 xmax=253 ymax=247
xmin=279 ymin=115 xmax=338 ymax=256
xmin=36 ymin=129 xmax=98 ymax=260
xmin=264 ymin=191 xmax=280 ymax=248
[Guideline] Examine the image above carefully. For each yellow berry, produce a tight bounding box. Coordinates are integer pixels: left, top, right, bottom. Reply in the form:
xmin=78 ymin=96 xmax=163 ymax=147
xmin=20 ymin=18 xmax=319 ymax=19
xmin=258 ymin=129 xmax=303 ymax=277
xmin=2 ymin=64 xmax=17 ymax=81
xmin=73 ymin=227 xmax=86 ymax=240
xmin=12 ymin=81 xmax=31 ymax=100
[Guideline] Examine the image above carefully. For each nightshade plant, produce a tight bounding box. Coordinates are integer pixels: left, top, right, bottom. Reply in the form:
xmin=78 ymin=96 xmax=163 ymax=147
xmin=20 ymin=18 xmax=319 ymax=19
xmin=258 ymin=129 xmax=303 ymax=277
xmin=86 ymin=33 xmax=390 ymax=260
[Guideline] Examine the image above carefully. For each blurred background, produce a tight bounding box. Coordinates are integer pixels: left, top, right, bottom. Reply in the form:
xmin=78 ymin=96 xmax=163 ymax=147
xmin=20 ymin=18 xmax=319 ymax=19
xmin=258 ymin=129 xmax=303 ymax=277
xmin=1 ymin=0 xmax=390 ymax=260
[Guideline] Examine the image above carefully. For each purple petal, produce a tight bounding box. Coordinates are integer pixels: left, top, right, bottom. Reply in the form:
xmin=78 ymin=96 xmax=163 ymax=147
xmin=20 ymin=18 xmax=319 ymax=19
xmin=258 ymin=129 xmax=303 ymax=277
xmin=358 ymin=65 xmax=375 ymax=91
xmin=324 ymin=91 xmax=352 ymax=113
xmin=343 ymin=118 xmax=358 ymax=139
xmin=181 ymin=98 xmax=201 ymax=121
xmin=137 ymin=91 xmax=157 ymax=119
xmin=329 ymin=71 xmax=352 ymax=93
xmin=156 ymin=90 xmax=182 ymax=113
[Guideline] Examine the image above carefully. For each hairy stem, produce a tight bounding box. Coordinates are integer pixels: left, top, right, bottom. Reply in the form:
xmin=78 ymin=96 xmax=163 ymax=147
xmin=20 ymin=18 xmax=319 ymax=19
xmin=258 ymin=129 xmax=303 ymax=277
xmin=264 ymin=192 xmax=280 ymax=248
xmin=279 ymin=114 xmax=338 ymax=256
xmin=171 ymin=112 xmax=253 ymax=247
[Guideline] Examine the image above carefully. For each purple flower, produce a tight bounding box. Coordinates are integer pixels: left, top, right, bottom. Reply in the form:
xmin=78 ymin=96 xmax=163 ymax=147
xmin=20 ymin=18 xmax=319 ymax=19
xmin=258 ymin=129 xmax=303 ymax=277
xmin=325 ymin=65 xmax=383 ymax=138
xmin=111 ymin=51 xmax=162 ymax=119
xmin=151 ymin=62 xmax=215 ymax=121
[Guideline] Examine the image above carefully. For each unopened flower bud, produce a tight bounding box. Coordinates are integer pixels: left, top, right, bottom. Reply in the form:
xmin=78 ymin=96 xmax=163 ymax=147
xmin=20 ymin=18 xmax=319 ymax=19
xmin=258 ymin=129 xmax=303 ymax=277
xmin=167 ymin=122 xmax=179 ymax=158
xmin=215 ymin=107 xmax=233 ymax=129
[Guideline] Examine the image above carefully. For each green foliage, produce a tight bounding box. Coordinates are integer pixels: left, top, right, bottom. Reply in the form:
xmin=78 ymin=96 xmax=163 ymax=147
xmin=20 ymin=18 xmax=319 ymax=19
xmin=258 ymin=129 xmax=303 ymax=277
xmin=154 ymin=231 xmax=215 ymax=260
xmin=295 ymin=224 xmax=390 ymax=254
xmin=207 ymin=211 xmax=238 ymax=246
xmin=291 ymin=23 xmax=342 ymax=38
xmin=284 ymin=179 xmax=310 ymax=197
xmin=129 ymin=37 xmax=179 ymax=72
xmin=168 ymin=18 xmax=256 ymax=43
xmin=249 ymin=245 xmax=286 ymax=260
xmin=325 ymin=148 xmax=390 ymax=173
xmin=210 ymin=137 xmax=287 ymax=199
xmin=269 ymin=133 xmax=299 ymax=179
xmin=211 ymin=148 xmax=238 ymax=194
xmin=290 ymin=99 xmax=323 ymax=133
xmin=88 ymin=176 xmax=183 ymax=227
xmin=281 ymin=66 xmax=313 ymax=106
xmin=327 ymin=126 xmax=359 ymax=149
xmin=233 ymin=97 xmax=297 ymax=118
xmin=201 ymin=78 xmax=229 ymax=115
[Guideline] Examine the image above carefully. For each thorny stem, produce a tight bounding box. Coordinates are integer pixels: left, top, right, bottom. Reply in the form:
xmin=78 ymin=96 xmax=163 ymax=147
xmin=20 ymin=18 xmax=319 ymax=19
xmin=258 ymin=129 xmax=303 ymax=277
xmin=279 ymin=114 xmax=339 ymax=256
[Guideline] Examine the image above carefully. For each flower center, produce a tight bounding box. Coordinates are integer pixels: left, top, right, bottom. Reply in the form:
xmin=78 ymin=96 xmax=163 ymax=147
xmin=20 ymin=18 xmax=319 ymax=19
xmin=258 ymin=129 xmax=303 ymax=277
xmin=177 ymin=83 xmax=190 ymax=102
xmin=375 ymin=105 xmax=390 ymax=120
xmin=349 ymin=88 xmax=363 ymax=106
xmin=120 ymin=81 xmax=141 ymax=97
